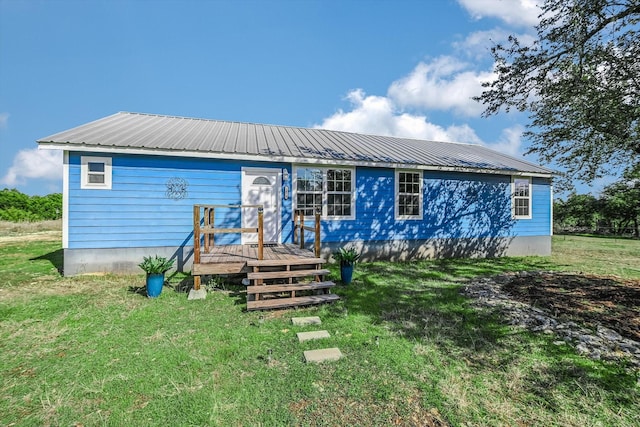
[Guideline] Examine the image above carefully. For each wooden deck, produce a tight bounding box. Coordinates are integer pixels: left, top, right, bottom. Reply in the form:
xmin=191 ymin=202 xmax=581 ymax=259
xmin=192 ymin=244 xmax=319 ymax=275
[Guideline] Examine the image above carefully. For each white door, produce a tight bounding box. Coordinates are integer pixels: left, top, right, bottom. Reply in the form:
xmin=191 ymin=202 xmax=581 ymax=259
xmin=241 ymin=168 xmax=280 ymax=244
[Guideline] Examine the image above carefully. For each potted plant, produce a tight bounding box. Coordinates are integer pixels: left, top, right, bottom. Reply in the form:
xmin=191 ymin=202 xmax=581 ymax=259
xmin=138 ymin=255 xmax=175 ymax=298
xmin=333 ymin=246 xmax=361 ymax=285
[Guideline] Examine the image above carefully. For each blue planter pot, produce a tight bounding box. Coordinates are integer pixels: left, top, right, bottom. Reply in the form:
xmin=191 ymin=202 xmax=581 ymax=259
xmin=340 ymin=264 xmax=354 ymax=285
xmin=146 ymin=273 xmax=165 ymax=298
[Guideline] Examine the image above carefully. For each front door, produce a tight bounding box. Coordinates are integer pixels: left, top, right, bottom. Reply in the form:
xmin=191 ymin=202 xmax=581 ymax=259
xmin=241 ymin=168 xmax=280 ymax=244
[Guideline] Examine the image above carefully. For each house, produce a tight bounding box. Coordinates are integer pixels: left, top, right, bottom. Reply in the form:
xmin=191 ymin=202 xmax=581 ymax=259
xmin=37 ymin=112 xmax=553 ymax=276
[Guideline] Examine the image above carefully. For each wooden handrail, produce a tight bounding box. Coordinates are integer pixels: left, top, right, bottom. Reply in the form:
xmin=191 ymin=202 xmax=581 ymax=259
xmin=293 ymin=208 xmax=322 ymax=257
xmin=192 ymin=204 xmax=265 ymax=274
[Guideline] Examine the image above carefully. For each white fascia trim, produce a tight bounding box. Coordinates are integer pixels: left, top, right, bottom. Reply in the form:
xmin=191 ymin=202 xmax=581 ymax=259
xmin=38 ymin=143 xmax=554 ymax=178
xmin=63 ymin=151 xmax=69 ymax=249
xmin=550 ymin=184 xmax=554 ymax=236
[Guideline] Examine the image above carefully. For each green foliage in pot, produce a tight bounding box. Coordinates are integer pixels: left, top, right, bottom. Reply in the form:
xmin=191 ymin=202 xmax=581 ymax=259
xmin=333 ymin=246 xmax=361 ymax=266
xmin=138 ymin=255 xmax=175 ymax=275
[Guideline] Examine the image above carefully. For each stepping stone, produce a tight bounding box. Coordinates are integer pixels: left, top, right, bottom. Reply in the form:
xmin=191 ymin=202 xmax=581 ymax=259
xmin=297 ymin=330 xmax=330 ymax=342
xmin=292 ymin=316 xmax=322 ymax=326
xmin=304 ymin=348 xmax=343 ymax=363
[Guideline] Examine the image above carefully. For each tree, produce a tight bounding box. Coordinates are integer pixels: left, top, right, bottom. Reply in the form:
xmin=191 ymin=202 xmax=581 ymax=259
xmin=0 ymin=188 xmax=62 ymax=222
xmin=476 ymin=0 xmax=640 ymax=183
xmin=599 ymin=166 xmax=640 ymax=236
xmin=554 ymin=193 xmax=601 ymax=230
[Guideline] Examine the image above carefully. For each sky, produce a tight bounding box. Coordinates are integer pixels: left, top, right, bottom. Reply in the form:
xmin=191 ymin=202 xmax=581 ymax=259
xmin=0 ymin=0 xmax=608 ymax=197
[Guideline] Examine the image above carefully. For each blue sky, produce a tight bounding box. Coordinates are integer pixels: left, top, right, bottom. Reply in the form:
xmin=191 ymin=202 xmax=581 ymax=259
xmin=0 ymin=0 xmax=604 ymax=196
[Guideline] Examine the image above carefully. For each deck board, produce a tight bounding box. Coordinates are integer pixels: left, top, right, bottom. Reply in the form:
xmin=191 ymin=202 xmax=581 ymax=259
xmin=193 ymin=244 xmax=319 ymax=275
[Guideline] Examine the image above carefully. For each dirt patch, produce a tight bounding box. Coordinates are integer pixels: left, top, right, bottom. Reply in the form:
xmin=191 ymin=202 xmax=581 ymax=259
xmin=0 ymin=229 xmax=61 ymax=243
xmin=502 ymin=272 xmax=640 ymax=342
xmin=289 ymin=395 xmax=449 ymax=427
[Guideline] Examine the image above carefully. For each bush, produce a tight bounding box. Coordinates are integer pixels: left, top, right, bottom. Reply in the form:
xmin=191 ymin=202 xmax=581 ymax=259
xmin=0 ymin=189 xmax=62 ymax=222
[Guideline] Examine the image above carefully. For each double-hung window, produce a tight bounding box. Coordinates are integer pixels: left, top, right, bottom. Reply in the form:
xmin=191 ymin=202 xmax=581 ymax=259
xmin=81 ymin=156 xmax=112 ymax=189
xmin=395 ymin=170 xmax=423 ymax=220
xmin=512 ymin=176 xmax=532 ymax=219
xmin=295 ymin=167 xmax=354 ymax=219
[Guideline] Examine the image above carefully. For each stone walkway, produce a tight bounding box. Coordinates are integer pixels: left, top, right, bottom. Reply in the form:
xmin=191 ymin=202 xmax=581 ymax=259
xmin=292 ymin=316 xmax=343 ymax=363
xmin=462 ymin=272 xmax=640 ymax=371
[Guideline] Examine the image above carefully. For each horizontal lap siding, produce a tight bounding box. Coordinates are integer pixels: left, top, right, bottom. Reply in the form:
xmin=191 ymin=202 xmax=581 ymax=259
xmin=512 ymin=177 xmax=552 ymax=236
xmin=68 ymin=153 xmax=290 ymax=249
xmin=318 ymin=168 xmax=551 ymax=243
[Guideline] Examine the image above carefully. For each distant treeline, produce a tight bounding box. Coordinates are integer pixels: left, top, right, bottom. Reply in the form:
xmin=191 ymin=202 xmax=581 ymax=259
xmin=0 ymin=189 xmax=62 ymax=222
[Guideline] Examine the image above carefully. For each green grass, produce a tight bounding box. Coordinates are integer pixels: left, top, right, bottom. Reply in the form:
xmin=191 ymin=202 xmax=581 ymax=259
xmin=1 ymin=231 xmax=639 ymax=426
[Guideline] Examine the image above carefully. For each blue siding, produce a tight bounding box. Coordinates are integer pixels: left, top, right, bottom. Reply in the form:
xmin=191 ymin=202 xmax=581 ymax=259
xmin=67 ymin=152 xmax=551 ymax=251
xmin=67 ymin=153 xmax=290 ymax=249
xmin=311 ymin=169 xmax=552 ymax=244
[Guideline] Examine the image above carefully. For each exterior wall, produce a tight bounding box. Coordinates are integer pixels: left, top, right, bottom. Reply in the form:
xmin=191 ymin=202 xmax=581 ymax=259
xmin=64 ymin=152 xmax=552 ymax=275
xmin=65 ymin=152 xmax=291 ymax=274
xmin=312 ymin=168 xmax=552 ymax=253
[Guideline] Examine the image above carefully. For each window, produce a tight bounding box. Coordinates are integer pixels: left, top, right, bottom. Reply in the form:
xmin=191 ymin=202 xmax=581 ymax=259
xmin=395 ymin=170 xmax=423 ymax=219
xmin=252 ymin=176 xmax=271 ymax=185
xmin=327 ymin=169 xmax=352 ymax=217
xmin=512 ymin=177 xmax=532 ymax=219
xmin=81 ymin=156 xmax=112 ymax=189
xmin=295 ymin=167 xmax=354 ymax=219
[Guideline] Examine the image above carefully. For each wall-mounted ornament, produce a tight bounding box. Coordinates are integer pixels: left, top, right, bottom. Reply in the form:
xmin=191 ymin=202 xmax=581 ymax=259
xmin=165 ymin=177 xmax=188 ymax=200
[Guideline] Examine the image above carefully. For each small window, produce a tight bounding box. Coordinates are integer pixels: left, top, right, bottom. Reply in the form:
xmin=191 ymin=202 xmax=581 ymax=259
xmin=395 ymin=170 xmax=423 ymax=220
xmin=81 ymin=156 xmax=112 ymax=189
xmin=252 ymin=176 xmax=271 ymax=185
xmin=512 ymin=177 xmax=532 ymax=219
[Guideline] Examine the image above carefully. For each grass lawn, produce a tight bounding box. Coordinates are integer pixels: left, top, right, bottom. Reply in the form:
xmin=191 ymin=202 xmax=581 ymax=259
xmin=1 ymin=224 xmax=639 ymax=426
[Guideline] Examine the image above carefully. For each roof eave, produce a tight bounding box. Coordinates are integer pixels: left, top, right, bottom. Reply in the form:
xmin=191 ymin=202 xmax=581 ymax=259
xmin=37 ymin=141 xmax=554 ymax=178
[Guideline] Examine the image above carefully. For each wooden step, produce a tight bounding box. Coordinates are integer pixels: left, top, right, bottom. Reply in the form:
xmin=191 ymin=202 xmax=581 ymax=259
xmin=192 ymin=262 xmax=246 ymax=275
xmin=246 ymin=258 xmax=325 ymax=267
xmin=246 ymin=294 xmax=340 ymax=311
xmin=247 ymin=269 xmax=330 ymax=281
xmin=246 ymin=281 xmax=335 ymax=294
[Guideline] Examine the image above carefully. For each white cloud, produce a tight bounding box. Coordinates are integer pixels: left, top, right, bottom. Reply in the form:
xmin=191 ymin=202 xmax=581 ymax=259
xmin=316 ymin=89 xmax=485 ymax=145
xmin=452 ymin=28 xmax=537 ymax=60
xmin=1 ymin=148 xmax=63 ymax=187
xmin=457 ymin=0 xmax=541 ymax=28
xmin=490 ymin=125 xmax=525 ymax=156
xmin=0 ymin=112 xmax=8 ymax=129
xmin=315 ymin=88 xmax=525 ymax=157
xmin=387 ymin=56 xmax=495 ymax=117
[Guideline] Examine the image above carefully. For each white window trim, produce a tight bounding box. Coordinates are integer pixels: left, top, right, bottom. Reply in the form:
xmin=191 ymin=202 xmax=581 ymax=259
xmin=293 ymin=165 xmax=355 ymax=220
xmin=395 ymin=169 xmax=423 ymax=220
xmin=512 ymin=176 xmax=532 ymax=220
xmin=81 ymin=156 xmax=112 ymax=189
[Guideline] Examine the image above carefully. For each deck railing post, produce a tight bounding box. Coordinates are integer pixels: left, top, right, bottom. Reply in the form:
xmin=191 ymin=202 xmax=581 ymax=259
xmin=293 ymin=210 xmax=298 ymax=245
xmin=257 ymin=206 xmax=264 ymax=260
xmin=314 ymin=207 xmax=321 ymax=258
xmin=203 ymin=207 xmax=210 ymax=253
xmin=193 ymin=205 xmax=201 ymax=291
xmin=300 ymin=211 xmax=305 ymax=249
xmin=209 ymin=207 xmax=215 ymax=251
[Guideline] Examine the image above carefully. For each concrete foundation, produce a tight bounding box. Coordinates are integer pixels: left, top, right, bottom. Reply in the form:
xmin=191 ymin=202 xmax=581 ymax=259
xmin=62 ymin=236 xmax=551 ymax=276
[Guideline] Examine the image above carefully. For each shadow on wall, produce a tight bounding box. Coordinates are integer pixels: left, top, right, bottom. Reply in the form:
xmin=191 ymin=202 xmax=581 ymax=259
xmin=321 ymin=175 xmax=516 ymax=260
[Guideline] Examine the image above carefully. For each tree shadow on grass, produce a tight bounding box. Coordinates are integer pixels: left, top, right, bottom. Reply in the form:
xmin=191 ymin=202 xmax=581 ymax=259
xmin=334 ymin=261 xmax=638 ymax=404
xmin=30 ymin=249 xmax=64 ymax=275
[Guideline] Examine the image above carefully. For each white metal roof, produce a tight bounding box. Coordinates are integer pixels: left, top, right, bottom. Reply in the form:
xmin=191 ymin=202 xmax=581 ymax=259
xmin=37 ymin=111 xmax=553 ymax=176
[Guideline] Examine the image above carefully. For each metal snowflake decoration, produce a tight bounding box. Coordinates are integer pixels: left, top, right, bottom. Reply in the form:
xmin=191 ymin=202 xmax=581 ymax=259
xmin=165 ymin=177 xmax=188 ymax=200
